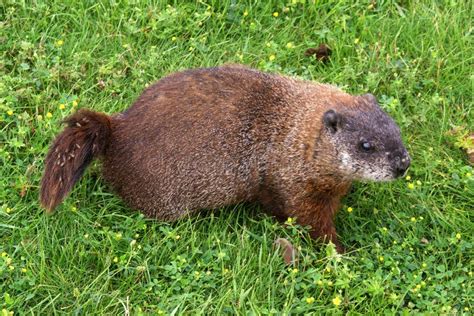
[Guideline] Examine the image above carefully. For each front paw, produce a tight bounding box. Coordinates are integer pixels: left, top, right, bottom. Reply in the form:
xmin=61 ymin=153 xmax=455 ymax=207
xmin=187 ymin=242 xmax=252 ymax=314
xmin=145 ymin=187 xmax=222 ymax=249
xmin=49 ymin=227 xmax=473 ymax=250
xmin=334 ymin=241 xmax=346 ymax=254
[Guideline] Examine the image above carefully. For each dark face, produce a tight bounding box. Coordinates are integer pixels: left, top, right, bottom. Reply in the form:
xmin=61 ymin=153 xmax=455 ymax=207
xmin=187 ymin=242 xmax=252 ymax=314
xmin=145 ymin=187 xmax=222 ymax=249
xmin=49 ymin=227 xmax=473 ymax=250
xmin=323 ymin=94 xmax=410 ymax=181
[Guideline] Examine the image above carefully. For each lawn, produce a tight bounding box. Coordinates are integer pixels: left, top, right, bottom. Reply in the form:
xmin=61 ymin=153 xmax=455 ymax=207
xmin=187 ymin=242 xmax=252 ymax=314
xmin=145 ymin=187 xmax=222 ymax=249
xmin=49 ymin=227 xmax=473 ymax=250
xmin=1 ymin=0 xmax=473 ymax=314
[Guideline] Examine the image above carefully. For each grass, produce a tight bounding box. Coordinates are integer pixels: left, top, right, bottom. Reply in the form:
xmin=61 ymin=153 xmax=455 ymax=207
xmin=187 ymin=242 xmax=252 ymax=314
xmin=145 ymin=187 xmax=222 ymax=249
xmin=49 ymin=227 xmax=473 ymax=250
xmin=1 ymin=0 xmax=473 ymax=314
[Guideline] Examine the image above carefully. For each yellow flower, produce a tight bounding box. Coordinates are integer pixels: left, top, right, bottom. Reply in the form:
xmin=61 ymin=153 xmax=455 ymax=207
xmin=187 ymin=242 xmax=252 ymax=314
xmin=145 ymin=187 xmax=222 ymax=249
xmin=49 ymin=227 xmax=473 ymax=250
xmin=332 ymin=295 xmax=342 ymax=306
xmin=354 ymin=38 xmax=360 ymax=44
xmin=84 ymin=234 xmax=89 ymax=239
xmin=285 ymin=217 xmax=294 ymax=224
xmin=71 ymin=206 xmax=77 ymax=212
xmin=115 ymin=232 xmax=122 ymax=240
xmin=56 ymin=40 xmax=64 ymax=46
xmin=1 ymin=252 xmax=6 ymax=257
xmin=382 ymin=227 xmax=388 ymax=232
xmin=407 ymin=183 xmax=415 ymax=190
xmin=6 ymin=208 xmax=12 ymax=213
xmin=8 ymin=265 xmax=14 ymax=271
xmin=59 ymin=104 xmax=65 ymax=110
xmin=21 ymin=268 xmax=27 ymax=273
xmin=306 ymin=297 xmax=315 ymax=304
xmin=72 ymin=100 xmax=78 ymax=107
xmin=456 ymin=233 xmax=461 ymax=240
xmin=273 ymin=12 xmax=279 ymax=17
xmin=286 ymin=42 xmax=294 ymax=49
xmin=269 ymin=54 xmax=276 ymax=61
xmin=171 ymin=36 xmax=177 ymax=41
xmin=422 ymin=263 xmax=427 ymax=268
xmin=347 ymin=207 xmax=353 ymax=213
xmin=243 ymin=10 xmax=248 ymax=16
xmin=2 ymin=309 xmax=14 ymax=316
xmin=7 ymin=110 xmax=13 ymax=116
xmin=405 ymin=175 xmax=411 ymax=181
xmin=46 ymin=112 xmax=53 ymax=118
xmin=291 ymin=268 xmax=298 ymax=274
xmin=327 ymin=281 xmax=333 ymax=286
xmin=317 ymin=280 xmax=323 ymax=286
xmin=410 ymin=217 xmax=416 ymax=222
xmin=113 ymin=257 xmax=119 ymax=263
xmin=379 ymin=256 xmax=384 ymax=262
xmin=466 ymin=172 xmax=472 ymax=177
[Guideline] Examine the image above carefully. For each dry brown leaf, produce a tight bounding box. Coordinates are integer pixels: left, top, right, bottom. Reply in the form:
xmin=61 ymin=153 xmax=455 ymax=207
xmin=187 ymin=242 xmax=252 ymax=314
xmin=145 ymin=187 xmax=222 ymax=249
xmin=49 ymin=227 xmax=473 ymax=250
xmin=445 ymin=126 xmax=463 ymax=136
xmin=97 ymin=80 xmax=106 ymax=90
xmin=304 ymin=43 xmax=332 ymax=63
xmin=20 ymin=184 xmax=28 ymax=198
xmin=274 ymin=237 xmax=299 ymax=265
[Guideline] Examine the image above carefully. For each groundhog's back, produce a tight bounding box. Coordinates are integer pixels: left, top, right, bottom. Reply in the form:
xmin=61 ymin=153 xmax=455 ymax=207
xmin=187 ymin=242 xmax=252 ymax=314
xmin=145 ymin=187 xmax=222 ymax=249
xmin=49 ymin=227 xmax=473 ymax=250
xmin=102 ymin=66 xmax=294 ymax=220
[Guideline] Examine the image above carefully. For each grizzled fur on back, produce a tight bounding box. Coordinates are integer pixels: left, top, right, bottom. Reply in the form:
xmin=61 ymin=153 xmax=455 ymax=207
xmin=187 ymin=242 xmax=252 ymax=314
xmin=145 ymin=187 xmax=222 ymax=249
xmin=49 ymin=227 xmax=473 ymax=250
xmin=40 ymin=65 xmax=410 ymax=252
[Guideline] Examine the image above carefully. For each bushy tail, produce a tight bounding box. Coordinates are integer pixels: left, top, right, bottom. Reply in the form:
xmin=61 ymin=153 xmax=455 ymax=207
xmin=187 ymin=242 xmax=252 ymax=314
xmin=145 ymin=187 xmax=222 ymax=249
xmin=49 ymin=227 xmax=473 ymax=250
xmin=40 ymin=109 xmax=112 ymax=212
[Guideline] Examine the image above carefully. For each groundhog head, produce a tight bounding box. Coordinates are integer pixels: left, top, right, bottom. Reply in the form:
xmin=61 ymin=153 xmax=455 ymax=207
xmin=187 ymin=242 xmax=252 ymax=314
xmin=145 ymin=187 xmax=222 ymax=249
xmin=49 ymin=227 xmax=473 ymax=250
xmin=323 ymin=93 xmax=410 ymax=181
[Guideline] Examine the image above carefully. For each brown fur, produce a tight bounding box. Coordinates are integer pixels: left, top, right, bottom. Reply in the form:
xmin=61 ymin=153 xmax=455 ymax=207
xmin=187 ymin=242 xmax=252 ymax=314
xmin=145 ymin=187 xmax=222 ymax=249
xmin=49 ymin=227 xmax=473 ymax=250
xmin=40 ymin=65 xmax=404 ymax=252
xmin=40 ymin=110 xmax=111 ymax=211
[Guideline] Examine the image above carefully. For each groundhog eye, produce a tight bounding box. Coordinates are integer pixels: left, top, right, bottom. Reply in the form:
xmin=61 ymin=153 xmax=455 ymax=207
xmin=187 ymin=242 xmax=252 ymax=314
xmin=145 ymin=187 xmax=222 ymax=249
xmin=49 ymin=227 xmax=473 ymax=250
xmin=360 ymin=141 xmax=373 ymax=151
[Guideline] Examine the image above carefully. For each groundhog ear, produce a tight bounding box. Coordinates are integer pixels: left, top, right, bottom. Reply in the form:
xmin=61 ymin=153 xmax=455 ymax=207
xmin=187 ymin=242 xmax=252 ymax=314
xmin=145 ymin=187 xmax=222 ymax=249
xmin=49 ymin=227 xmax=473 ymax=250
xmin=323 ymin=109 xmax=341 ymax=133
xmin=362 ymin=93 xmax=377 ymax=104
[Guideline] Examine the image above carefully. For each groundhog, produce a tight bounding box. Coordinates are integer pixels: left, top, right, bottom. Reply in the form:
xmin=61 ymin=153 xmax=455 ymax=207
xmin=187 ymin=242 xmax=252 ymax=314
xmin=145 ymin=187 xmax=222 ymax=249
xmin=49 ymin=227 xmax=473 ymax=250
xmin=40 ymin=65 xmax=410 ymax=252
